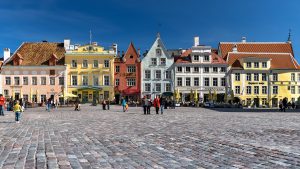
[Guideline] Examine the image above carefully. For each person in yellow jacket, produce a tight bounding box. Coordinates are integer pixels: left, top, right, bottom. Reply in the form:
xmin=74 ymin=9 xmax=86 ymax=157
xmin=13 ymin=100 xmax=23 ymax=123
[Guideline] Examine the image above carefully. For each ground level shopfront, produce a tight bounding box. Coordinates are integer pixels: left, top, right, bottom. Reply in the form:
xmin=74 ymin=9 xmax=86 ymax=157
xmin=68 ymin=86 xmax=114 ymax=103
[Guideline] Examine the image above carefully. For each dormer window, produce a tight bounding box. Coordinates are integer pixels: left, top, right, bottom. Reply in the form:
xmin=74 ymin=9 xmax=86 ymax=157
xmin=246 ymin=62 xmax=251 ymax=68
xmin=49 ymin=54 xmax=58 ymax=66
xmin=13 ymin=53 xmax=23 ymax=66
xmin=262 ymin=62 xmax=267 ymax=68
xmin=130 ymin=55 xmax=133 ymax=59
xmin=156 ymin=49 xmax=161 ymax=56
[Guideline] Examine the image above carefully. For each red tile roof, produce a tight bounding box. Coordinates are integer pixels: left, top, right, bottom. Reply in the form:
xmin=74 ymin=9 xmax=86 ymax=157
xmin=227 ymin=53 xmax=300 ymax=69
xmin=5 ymin=42 xmax=65 ymax=66
xmin=219 ymin=42 xmax=294 ymax=59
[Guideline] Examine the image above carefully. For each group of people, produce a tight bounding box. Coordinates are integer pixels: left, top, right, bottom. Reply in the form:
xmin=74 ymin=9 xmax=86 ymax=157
xmin=279 ymin=98 xmax=296 ymax=112
xmin=141 ymin=96 xmax=167 ymax=115
xmin=0 ymin=94 xmax=25 ymax=123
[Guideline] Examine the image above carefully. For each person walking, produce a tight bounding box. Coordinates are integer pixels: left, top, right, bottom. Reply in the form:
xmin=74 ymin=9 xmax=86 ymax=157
xmin=13 ymin=100 xmax=23 ymax=123
xmin=0 ymin=94 xmax=5 ymax=116
xmin=147 ymin=98 xmax=152 ymax=114
xmin=153 ymin=96 xmax=160 ymax=115
xmin=102 ymin=100 xmax=107 ymax=110
xmin=142 ymin=96 xmax=148 ymax=115
xmin=160 ymin=96 xmax=165 ymax=114
xmin=47 ymin=98 xmax=51 ymax=112
xmin=279 ymin=99 xmax=283 ymax=112
xmin=282 ymin=98 xmax=288 ymax=112
xmin=121 ymin=98 xmax=127 ymax=112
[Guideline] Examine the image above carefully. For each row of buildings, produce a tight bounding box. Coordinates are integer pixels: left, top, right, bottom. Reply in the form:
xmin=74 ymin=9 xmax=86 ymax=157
xmin=0 ymin=34 xmax=299 ymax=107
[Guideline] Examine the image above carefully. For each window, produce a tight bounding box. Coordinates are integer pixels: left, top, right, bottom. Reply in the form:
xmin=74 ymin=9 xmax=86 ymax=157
xmin=165 ymin=71 xmax=171 ymax=79
xmin=186 ymin=77 xmax=191 ymax=86
xmin=4 ymin=90 xmax=9 ymax=97
xmin=235 ymin=73 xmax=240 ymax=81
xmin=104 ymin=60 xmax=110 ymax=68
xmin=291 ymin=73 xmax=295 ymax=81
xmin=254 ymin=62 xmax=259 ymax=68
xmin=194 ymin=55 xmax=199 ymax=61
xmin=5 ymin=77 xmax=11 ymax=85
xmin=235 ymin=86 xmax=240 ymax=94
xmin=204 ymin=67 xmax=209 ymax=73
xmin=262 ymin=86 xmax=267 ymax=94
xmin=246 ymin=73 xmax=251 ymax=81
xmin=177 ymin=67 xmax=182 ymax=72
xmin=127 ymin=79 xmax=136 ymax=86
xmin=93 ymin=76 xmax=99 ymax=86
xmin=72 ymin=75 xmax=77 ymax=86
xmin=185 ymin=67 xmax=191 ymax=73
xmin=213 ymin=78 xmax=218 ymax=86
xmin=130 ymin=55 xmax=133 ymax=59
xmin=194 ymin=67 xmax=199 ymax=73
xmin=71 ymin=60 xmax=77 ymax=68
xmin=151 ymin=58 xmax=157 ymax=65
xmin=254 ymin=86 xmax=259 ymax=94
xmin=32 ymin=77 xmax=37 ymax=85
xmin=220 ymin=67 xmax=226 ymax=72
xmin=41 ymin=95 xmax=47 ymax=103
xmin=273 ymin=73 xmax=278 ymax=81
xmin=93 ymin=60 xmax=98 ymax=68
xmin=291 ymin=86 xmax=295 ymax=94
xmin=298 ymin=86 xmax=300 ymax=94
xmin=155 ymin=83 xmax=161 ymax=92
xmin=23 ymin=77 xmax=28 ymax=85
xmin=204 ymin=78 xmax=209 ymax=86
xmin=177 ymin=77 xmax=182 ymax=86
xmin=156 ymin=49 xmax=161 ymax=56
xmin=127 ymin=65 xmax=136 ymax=73
xmin=59 ymin=77 xmax=64 ymax=85
xmin=262 ymin=98 xmax=267 ymax=105
xmin=115 ymin=66 xmax=120 ymax=73
xmin=145 ymin=70 xmax=151 ymax=79
xmin=221 ymin=78 xmax=226 ymax=86
xmin=262 ymin=62 xmax=267 ymax=68
xmin=155 ymin=70 xmax=161 ymax=79
xmin=50 ymin=77 xmax=55 ymax=85
xmin=246 ymin=62 xmax=251 ymax=68
xmin=204 ymin=55 xmax=209 ymax=61
xmin=246 ymin=86 xmax=252 ymax=94
xmin=262 ymin=73 xmax=267 ymax=81
xmin=160 ymin=58 xmax=166 ymax=65
xmin=254 ymin=73 xmax=259 ymax=81
xmin=166 ymin=83 xmax=171 ymax=92
xmin=32 ymin=94 xmax=37 ymax=103
xmin=82 ymin=60 xmax=88 ymax=68
xmin=50 ymin=70 xmax=55 ymax=75
xmin=41 ymin=77 xmax=46 ymax=85
xmin=14 ymin=77 xmax=20 ymax=85
xmin=273 ymin=86 xmax=278 ymax=94
xmin=104 ymin=76 xmax=110 ymax=86
xmin=115 ymin=79 xmax=119 ymax=86
xmin=145 ymin=83 xmax=151 ymax=92
xmin=298 ymin=73 xmax=300 ymax=81
xmin=23 ymin=95 xmax=28 ymax=102
xmin=194 ymin=77 xmax=199 ymax=86
xmin=213 ymin=67 xmax=218 ymax=73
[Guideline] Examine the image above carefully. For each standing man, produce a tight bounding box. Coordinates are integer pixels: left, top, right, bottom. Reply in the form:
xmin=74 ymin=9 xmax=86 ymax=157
xmin=0 ymin=94 xmax=5 ymax=116
xmin=153 ymin=95 xmax=160 ymax=115
xmin=160 ymin=96 xmax=165 ymax=114
xmin=121 ymin=97 xmax=127 ymax=112
xmin=142 ymin=96 xmax=148 ymax=115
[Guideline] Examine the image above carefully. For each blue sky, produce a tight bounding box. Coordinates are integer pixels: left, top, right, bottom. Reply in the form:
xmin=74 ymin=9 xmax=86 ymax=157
xmin=1 ymin=0 xmax=300 ymax=59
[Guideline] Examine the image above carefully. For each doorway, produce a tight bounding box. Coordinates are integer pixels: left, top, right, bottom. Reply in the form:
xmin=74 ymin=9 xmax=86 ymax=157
xmin=254 ymin=98 xmax=259 ymax=107
xmin=272 ymin=98 xmax=278 ymax=107
xmin=82 ymin=91 xmax=88 ymax=103
xmin=15 ymin=93 xmax=20 ymax=100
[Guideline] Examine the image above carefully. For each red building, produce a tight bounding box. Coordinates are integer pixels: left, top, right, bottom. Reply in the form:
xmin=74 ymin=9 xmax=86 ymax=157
xmin=114 ymin=42 xmax=141 ymax=104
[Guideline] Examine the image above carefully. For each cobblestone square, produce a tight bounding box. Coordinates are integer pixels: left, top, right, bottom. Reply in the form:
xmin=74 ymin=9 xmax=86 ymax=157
xmin=0 ymin=105 xmax=300 ymax=169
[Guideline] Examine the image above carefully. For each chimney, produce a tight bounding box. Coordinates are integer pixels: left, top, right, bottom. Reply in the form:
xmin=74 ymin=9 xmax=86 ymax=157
xmin=112 ymin=43 xmax=117 ymax=54
xmin=64 ymin=39 xmax=70 ymax=50
xmin=232 ymin=44 xmax=238 ymax=53
xmin=138 ymin=48 xmax=141 ymax=57
xmin=194 ymin=36 xmax=199 ymax=46
xmin=241 ymin=37 xmax=246 ymax=43
xmin=3 ymin=48 xmax=10 ymax=61
xmin=121 ymin=51 xmax=125 ymax=57
xmin=92 ymin=42 xmax=98 ymax=46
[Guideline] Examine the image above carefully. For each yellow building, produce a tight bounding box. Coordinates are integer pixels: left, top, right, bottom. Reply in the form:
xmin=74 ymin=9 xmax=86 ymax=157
xmin=64 ymin=40 xmax=116 ymax=103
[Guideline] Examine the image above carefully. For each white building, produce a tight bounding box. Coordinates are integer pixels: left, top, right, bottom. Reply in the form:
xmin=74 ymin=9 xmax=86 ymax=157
xmin=141 ymin=33 xmax=174 ymax=99
xmin=174 ymin=37 xmax=228 ymax=103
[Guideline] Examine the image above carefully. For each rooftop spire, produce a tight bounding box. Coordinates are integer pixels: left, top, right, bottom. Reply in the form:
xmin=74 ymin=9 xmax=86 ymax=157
xmin=287 ymin=29 xmax=292 ymax=43
xmin=89 ymin=30 xmax=92 ymax=45
xmin=156 ymin=32 xmax=160 ymax=38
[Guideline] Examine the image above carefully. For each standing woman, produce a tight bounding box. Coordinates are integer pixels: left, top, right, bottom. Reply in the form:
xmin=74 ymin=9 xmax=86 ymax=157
xmin=13 ymin=100 xmax=23 ymax=123
xmin=153 ymin=96 xmax=160 ymax=115
xmin=121 ymin=98 xmax=127 ymax=112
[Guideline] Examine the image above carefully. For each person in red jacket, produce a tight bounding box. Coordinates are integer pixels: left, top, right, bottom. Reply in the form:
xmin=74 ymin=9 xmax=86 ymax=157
xmin=153 ymin=95 xmax=160 ymax=114
xmin=0 ymin=94 xmax=6 ymax=116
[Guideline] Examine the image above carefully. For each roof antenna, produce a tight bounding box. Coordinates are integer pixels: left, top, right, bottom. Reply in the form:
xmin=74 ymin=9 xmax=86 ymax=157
xmin=89 ymin=30 xmax=92 ymax=45
xmin=287 ymin=29 xmax=292 ymax=43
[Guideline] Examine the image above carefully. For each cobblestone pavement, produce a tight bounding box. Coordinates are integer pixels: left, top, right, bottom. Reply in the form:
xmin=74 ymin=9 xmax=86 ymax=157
xmin=0 ymin=105 xmax=300 ymax=169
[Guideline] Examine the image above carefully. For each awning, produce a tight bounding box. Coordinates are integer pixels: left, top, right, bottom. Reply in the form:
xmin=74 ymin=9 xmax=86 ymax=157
xmin=122 ymin=88 xmax=140 ymax=95
xmin=77 ymin=86 xmax=103 ymax=91
xmin=59 ymin=93 xmax=78 ymax=98
xmin=162 ymin=92 xmax=173 ymax=97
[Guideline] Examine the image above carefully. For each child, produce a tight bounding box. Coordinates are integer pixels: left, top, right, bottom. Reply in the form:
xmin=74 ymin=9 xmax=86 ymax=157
xmin=125 ymin=103 xmax=129 ymax=111
xmin=13 ymin=100 xmax=23 ymax=123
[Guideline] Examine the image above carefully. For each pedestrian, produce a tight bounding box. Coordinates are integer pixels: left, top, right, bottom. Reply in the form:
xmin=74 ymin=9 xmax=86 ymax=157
xmin=160 ymin=96 xmax=165 ymax=114
xmin=0 ymin=94 xmax=5 ymax=116
xmin=74 ymin=99 xmax=80 ymax=111
xmin=282 ymin=98 xmax=288 ymax=112
xmin=147 ymin=98 xmax=152 ymax=114
xmin=102 ymin=100 xmax=106 ymax=110
xmin=47 ymin=98 xmax=51 ymax=112
xmin=13 ymin=100 xmax=23 ymax=123
xmin=292 ymin=101 xmax=296 ymax=109
xmin=55 ymin=99 xmax=59 ymax=109
xmin=142 ymin=96 xmax=148 ymax=115
xmin=279 ymin=99 xmax=283 ymax=112
xmin=153 ymin=95 xmax=160 ymax=115
xmin=121 ymin=98 xmax=127 ymax=112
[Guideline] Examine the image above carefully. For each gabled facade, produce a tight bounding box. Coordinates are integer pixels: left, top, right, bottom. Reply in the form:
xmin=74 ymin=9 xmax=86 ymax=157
xmin=65 ymin=40 xmax=116 ymax=103
xmin=175 ymin=37 xmax=228 ymax=103
xmin=114 ymin=42 xmax=141 ymax=104
xmin=1 ymin=42 xmax=66 ymax=103
xmin=220 ymin=37 xmax=300 ymax=107
xmin=141 ymin=33 xmax=174 ymax=99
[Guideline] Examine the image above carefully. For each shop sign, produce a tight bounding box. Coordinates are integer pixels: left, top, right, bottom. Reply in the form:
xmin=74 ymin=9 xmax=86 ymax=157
xmin=248 ymin=82 xmax=265 ymax=85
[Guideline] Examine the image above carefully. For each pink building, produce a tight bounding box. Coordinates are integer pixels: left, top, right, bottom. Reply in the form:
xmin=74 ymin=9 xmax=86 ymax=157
xmin=1 ymin=42 xmax=66 ymax=103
